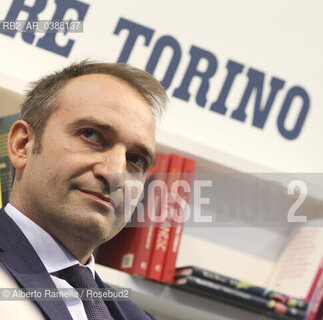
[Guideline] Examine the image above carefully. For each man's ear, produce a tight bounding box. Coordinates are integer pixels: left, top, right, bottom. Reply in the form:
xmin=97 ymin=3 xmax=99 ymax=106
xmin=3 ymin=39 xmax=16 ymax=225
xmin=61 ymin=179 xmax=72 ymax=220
xmin=7 ymin=120 xmax=35 ymax=170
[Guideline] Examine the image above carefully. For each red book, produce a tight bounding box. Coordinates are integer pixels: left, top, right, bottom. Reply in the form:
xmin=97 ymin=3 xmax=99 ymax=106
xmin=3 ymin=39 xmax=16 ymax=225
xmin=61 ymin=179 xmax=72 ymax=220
xmin=161 ymin=158 xmax=196 ymax=284
xmin=308 ymin=258 xmax=323 ymax=301
xmin=315 ymin=301 xmax=323 ymax=320
xmin=306 ymin=259 xmax=323 ymax=320
xmin=97 ymin=153 xmax=169 ymax=276
xmin=146 ymin=154 xmax=185 ymax=281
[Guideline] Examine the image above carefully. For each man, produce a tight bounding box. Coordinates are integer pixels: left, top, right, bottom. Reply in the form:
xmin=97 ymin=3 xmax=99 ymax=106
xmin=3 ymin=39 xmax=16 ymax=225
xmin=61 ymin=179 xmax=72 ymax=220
xmin=0 ymin=61 xmax=168 ymax=319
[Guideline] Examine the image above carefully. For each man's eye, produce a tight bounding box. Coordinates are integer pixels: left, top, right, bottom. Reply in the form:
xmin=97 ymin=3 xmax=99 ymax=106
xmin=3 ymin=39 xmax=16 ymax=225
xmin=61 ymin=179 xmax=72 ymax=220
xmin=81 ymin=129 xmax=101 ymax=143
xmin=128 ymin=155 xmax=147 ymax=171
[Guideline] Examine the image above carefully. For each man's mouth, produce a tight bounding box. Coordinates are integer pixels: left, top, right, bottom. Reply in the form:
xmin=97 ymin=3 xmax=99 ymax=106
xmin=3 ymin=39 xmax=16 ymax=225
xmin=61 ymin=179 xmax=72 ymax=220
xmin=77 ymin=189 xmax=116 ymax=210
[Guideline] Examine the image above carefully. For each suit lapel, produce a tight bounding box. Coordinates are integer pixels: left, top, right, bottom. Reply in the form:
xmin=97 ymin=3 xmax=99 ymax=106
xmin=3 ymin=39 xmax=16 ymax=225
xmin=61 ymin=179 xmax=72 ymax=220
xmin=0 ymin=208 xmax=73 ymax=320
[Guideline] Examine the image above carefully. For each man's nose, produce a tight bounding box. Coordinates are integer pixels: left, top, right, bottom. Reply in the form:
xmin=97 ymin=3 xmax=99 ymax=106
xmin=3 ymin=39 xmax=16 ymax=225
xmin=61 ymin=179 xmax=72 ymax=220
xmin=93 ymin=144 xmax=127 ymax=189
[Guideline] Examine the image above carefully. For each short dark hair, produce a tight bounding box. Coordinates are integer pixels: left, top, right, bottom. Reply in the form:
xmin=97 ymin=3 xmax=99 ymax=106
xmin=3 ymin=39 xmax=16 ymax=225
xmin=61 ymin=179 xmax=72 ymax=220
xmin=21 ymin=60 xmax=168 ymax=153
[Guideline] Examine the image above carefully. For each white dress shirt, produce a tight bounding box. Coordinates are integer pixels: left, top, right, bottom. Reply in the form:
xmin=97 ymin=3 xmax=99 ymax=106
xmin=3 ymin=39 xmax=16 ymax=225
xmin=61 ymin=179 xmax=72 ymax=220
xmin=4 ymin=203 xmax=96 ymax=320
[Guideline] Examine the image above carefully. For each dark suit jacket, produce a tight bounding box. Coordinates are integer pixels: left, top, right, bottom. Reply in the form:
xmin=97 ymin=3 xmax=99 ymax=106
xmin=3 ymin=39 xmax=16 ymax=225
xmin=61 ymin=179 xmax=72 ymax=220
xmin=0 ymin=207 xmax=156 ymax=320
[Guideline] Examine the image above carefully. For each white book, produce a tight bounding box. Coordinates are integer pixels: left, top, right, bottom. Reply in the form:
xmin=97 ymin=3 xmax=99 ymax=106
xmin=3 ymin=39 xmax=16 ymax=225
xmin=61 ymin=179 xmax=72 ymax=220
xmin=177 ymin=218 xmax=323 ymax=300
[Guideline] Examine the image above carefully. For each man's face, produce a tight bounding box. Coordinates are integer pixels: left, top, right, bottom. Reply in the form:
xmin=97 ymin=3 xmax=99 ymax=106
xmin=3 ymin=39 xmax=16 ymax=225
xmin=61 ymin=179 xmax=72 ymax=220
xmin=20 ymin=74 xmax=156 ymax=246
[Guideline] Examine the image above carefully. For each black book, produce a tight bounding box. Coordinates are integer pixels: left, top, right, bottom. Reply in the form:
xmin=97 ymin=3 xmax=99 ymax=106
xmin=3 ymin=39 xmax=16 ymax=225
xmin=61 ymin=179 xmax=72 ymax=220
xmin=176 ymin=266 xmax=308 ymax=310
xmin=173 ymin=275 xmax=306 ymax=320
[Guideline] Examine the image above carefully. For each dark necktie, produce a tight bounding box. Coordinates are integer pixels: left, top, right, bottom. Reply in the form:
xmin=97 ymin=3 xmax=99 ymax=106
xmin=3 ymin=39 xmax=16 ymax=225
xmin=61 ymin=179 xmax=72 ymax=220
xmin=57 ymin=265 xmax=113 ymax=320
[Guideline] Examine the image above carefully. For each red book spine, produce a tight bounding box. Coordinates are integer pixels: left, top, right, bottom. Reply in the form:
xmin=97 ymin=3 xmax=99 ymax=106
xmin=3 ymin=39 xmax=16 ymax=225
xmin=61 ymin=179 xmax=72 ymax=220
xmin=146 ymin=154 xmax=184 ymax=281
xmin=307 ymin=258 xmax=323 ymax=301
xmin=121 ymin=153 xmax=170 ymax=276
xmin=161 ymin=158 xmax=196 ymax=284
xmin=315 ymin=302 xmax=323 ymax=320
xmin=96 ymin=225 xmax=133 ymax=270
xmin=306 ymin=260 xmax=323 ymax=320
xmin=96 ymin=153 xmax=169 ymax=276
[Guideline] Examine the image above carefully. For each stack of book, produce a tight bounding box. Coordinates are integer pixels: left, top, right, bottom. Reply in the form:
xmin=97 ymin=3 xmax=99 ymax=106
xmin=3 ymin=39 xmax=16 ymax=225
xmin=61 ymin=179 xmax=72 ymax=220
xmin=97 ymin=152 xmax=196 ymax=284
xmin=174 ymin=211 xmax=323 ymax=319
xmin=174 ymin=265 xmax=308 ymax=319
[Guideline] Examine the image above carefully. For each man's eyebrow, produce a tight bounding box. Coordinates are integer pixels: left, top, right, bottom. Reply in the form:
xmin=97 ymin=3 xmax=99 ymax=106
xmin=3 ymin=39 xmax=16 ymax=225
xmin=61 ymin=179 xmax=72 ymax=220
xmin=68 ymin=118 xmax=117 ymax=135
xmin=68 ymin=118 xmax=156 ymax=167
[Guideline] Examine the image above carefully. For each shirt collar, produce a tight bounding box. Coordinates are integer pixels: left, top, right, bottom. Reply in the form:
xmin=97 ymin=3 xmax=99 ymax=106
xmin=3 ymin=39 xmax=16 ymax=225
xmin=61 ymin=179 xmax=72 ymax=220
xmin=4 ymin=203 xmax=96 ymax=278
